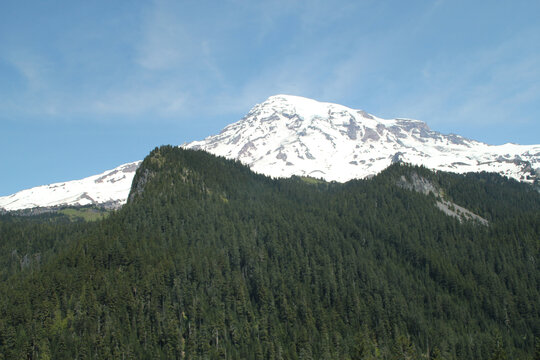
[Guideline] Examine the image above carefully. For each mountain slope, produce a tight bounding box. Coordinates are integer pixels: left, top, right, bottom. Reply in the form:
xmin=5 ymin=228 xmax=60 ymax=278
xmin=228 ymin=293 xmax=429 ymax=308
xmin=2 ymin=94 xmax=539 ymax=211
xmin=1 ymin=147 xmax=538 ymax=359
xmin=184 ymin=94 xmax=540 ymax=183
xmin=0 ymin=161 xmax=140 ymax=211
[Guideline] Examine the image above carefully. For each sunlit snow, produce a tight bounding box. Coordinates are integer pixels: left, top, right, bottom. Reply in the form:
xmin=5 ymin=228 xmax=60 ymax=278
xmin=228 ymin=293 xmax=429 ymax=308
xmin=1 ymin=95 xmax=538 ymax=211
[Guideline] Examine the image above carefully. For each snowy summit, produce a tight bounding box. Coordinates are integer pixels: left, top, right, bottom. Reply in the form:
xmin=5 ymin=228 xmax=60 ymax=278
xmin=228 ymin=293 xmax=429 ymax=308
xmin=1 ymin=95 xmax=539 ymax=211
xmin=184 ymin=95 xmax=540 ymax=183
xmin=0 ymin=162 xmax=141 ymax=211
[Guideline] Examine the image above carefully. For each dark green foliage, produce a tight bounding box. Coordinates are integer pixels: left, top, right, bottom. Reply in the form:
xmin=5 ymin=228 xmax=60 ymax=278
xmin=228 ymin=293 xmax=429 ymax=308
xmin=489 ymin=333 xmax=507 ymax=360
xmin=0 ymin=146 xmax=539 ymax=359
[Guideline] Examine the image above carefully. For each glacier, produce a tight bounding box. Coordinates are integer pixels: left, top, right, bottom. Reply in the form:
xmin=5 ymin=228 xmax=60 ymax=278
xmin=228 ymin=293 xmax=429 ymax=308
xmin=1 ymin=94 xmax=538 ymax=211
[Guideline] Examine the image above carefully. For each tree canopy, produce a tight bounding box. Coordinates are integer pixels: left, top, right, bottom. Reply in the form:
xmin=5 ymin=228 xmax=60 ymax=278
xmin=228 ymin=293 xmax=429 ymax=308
xmin=0 ymin=146 xmax=538 ymax=359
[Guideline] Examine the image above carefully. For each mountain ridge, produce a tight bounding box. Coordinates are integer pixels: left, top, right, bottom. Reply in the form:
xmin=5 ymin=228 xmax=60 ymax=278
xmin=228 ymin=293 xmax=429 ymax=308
xmin=0 ymin=161 xmax=140 ymax=211
xmin=184 ymin=94 xmax=539 ymax=183
xmin=2 ymin=146 xmax=538 ymax=358
xmin=1 ymin=94 xmax=539 ymax=211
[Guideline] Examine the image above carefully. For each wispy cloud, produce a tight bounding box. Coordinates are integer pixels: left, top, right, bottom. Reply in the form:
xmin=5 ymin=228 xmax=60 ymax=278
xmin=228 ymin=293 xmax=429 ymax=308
xmin=1 ymin=0 xmax=539 ymax=143
xmin=92 ymin=86 xmax=188 ymax=118
xmin=136 ymin=1 xmax=194 ymax=71
xmin=390 ymin=27 xmax=540 ymax=129
xmin=3 ymin=51 xmax=50 ymax=91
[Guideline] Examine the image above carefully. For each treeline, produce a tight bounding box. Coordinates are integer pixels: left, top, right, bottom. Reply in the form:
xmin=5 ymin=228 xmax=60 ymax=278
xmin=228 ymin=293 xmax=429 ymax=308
xmin=0 ymin=146 xmax=538 ymax=359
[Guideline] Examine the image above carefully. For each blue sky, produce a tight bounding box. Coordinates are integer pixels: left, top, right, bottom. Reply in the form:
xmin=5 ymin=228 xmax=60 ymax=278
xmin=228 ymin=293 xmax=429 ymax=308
xmin=1 ymin=0 xmax=539 ymax=195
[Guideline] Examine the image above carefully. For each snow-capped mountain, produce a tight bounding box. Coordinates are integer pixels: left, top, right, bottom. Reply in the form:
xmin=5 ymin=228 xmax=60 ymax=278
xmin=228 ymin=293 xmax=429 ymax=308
xmin=184 ymin=95 xmax=540 ymax=183
xmin=0 ymin=161 xmax=140 ymax=211
xmin=1 ymin=94 xmax=539 ymax=211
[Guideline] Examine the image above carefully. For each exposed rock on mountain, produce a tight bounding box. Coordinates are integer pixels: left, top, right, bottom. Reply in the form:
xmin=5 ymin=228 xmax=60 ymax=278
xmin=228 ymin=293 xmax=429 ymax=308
xmin=184 ymin=95 xmax=539 ymax=183
xmin=2 ymin=94 xmax=539 ymax=211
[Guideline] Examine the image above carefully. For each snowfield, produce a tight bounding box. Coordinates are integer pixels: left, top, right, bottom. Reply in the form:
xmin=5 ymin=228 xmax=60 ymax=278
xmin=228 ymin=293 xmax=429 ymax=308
xmin=0 ymin=161 xmax=140 ymax=211
xmin=184 ymin=95 xmax=540 ymax=183
xmin=1 ymin=95 xmax=538 ymax=211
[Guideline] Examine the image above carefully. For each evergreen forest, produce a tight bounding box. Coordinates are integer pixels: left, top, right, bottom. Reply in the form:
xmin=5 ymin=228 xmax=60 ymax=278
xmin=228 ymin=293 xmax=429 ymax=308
xmin=0 ymin=146 xmax=539 ymax=359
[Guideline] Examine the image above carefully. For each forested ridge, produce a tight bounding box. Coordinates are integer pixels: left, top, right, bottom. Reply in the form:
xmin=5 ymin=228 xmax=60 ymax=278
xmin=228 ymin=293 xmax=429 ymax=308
xmin=0 ymin=146 xmax=539 ymax=359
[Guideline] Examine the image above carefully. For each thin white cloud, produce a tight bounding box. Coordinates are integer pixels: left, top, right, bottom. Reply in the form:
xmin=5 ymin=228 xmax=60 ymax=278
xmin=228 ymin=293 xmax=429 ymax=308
xmin=136 ymin=0 xmax=195 ymax=70
xmin=1 ymin=0 xmax=538 ymax=141
xmin=92 ymin=86 xmax=188 ymax=118
xmin=3 ymin=51 xmax=50 ymax=91
xmin=391 ymin=27 xmax=540 ymax=127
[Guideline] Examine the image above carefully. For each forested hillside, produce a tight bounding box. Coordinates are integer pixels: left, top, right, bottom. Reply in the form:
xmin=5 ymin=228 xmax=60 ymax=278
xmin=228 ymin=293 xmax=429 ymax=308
xmin=0 ymin=146 xmax=539 ymax=359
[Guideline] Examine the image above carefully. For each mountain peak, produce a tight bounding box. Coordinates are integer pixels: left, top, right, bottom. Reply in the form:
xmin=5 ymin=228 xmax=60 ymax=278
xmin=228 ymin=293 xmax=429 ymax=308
xmin=185 ymin=95 xmax=540 ymax=183
xmin=1 ymin=95 xmax=539 ymax=211
xmin=256 ymin=94 xmax=375 ymax=124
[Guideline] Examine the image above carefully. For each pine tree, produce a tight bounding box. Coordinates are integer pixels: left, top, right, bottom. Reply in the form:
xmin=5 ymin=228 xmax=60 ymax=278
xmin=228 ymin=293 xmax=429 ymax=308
xmin=489 ymin=333 xmax=507 ymax=360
